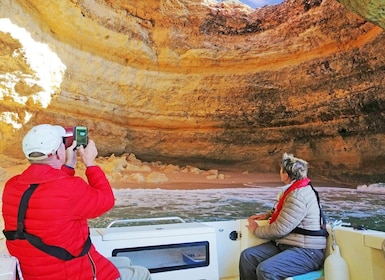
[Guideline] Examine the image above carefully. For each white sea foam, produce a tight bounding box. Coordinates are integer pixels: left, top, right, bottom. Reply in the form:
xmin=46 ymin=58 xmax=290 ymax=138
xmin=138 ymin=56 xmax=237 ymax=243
xmin=357 ymin=183 xmax=385 ymax=194
xmin=95 ymin=186 xmax=385 ymax=231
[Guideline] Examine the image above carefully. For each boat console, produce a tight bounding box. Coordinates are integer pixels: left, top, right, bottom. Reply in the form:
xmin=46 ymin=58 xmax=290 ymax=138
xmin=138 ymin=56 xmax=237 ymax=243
xmin=90 ymin=217 xmax=219 ymax=280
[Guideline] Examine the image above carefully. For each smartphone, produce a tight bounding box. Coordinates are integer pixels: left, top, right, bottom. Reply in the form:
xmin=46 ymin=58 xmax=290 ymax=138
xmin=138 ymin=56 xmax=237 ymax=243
xmin=74 ymin=126 xmax=88 ymax=147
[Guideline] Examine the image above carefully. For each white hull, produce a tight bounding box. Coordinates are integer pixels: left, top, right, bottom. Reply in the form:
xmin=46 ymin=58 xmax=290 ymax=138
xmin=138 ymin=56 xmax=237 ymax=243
xmin=1 ymin=218 xmax=385 ymax=280
xmin=90 ymin=218 xmax=385 ymax=280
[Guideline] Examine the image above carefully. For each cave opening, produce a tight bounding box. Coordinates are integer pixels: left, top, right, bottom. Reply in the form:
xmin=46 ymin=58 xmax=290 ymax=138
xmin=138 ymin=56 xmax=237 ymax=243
xmin=217 ymin=0 xmax=284 ymax=9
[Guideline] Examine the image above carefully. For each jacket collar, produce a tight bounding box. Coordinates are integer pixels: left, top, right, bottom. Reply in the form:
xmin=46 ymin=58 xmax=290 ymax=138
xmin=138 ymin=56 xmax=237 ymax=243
xmin=17 ymin=164 xmax=69 ymax=185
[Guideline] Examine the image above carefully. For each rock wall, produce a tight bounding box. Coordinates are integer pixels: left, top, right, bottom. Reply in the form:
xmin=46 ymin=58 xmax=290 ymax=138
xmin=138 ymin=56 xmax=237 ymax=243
xmin=1 ymin=0 xmax=385 ymax=184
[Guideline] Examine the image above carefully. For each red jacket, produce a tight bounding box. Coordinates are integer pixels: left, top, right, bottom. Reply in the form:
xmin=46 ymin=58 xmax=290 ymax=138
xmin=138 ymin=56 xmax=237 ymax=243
xmin=2 ymin=164 xmax=120 ymax=280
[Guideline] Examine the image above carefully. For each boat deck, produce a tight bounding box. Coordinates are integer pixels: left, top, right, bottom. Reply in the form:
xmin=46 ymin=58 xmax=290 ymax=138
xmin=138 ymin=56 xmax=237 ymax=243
xmin=1 ymin=219 xmax=385 ymax=280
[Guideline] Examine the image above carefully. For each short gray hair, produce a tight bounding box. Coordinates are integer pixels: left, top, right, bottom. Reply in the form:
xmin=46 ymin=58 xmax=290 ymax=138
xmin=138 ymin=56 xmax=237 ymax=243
xmin=28 ymin=153 xmax=56 ymax=164
xmin=280 ymin=152 xmax=308 ymax=180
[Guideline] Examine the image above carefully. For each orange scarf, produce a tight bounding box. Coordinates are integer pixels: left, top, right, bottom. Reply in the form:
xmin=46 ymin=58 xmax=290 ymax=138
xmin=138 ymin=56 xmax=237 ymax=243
xmin=269 ymin=178 xmax=310 ymax=224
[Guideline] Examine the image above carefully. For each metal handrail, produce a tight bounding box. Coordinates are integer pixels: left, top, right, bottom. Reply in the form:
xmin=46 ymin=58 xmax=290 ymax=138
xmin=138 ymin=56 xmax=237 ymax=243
xmin=106 ymin=216 xmax=186 ymax=228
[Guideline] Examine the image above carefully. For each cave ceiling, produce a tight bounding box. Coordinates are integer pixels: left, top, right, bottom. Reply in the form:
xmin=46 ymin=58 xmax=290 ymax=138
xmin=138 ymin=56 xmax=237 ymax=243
xmin=0 ymin=0 xmax=385 ymax=184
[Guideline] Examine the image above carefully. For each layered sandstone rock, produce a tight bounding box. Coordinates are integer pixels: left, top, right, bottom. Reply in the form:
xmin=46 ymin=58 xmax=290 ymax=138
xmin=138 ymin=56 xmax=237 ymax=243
xmin=0 ymin=0 xmax=384 ymax=184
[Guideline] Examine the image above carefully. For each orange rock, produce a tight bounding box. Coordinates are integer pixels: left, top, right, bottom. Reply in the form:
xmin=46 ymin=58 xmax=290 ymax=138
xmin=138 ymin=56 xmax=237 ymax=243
xmin=0 ymin=0 xmax=384 ymax=185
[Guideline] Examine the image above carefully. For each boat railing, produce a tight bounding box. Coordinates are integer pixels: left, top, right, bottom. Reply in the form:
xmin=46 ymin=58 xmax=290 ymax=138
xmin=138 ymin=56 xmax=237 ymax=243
xmin=106 ymin=216 xmax=186 ymax=228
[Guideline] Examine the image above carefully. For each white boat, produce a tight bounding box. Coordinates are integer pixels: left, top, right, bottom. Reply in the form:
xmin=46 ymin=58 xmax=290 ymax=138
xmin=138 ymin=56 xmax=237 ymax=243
xmin=1 ymin=216 xmax=385 ymax=280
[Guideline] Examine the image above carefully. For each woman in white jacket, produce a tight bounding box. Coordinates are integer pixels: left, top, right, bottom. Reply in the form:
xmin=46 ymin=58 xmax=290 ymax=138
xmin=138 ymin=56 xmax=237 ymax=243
xmin=239 ymin=153 xmax=327 ymax=280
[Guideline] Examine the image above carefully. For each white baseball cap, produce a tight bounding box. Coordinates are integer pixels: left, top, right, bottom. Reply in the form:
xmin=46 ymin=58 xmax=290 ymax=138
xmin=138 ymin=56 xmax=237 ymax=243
xmin=22 ymin=124 xmax=66 ymax=160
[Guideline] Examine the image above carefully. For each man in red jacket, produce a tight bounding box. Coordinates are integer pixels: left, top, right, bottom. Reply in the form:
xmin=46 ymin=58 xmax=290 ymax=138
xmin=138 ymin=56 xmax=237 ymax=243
xmin=2 ymin=124 xmax=151 ymax=280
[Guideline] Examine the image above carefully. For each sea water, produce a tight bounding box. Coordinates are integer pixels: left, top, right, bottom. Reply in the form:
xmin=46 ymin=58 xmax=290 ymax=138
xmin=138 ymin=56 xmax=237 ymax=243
xmin=89 ymin=186 xmax=385 ymax=232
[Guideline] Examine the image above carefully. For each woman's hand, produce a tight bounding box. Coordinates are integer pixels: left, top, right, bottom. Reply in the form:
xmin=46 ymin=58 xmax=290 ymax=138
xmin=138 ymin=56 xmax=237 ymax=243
xmin=246 ymin=216 xmax=259 ymax=233
xmin=249 ymin=213 xmax=268 ymax=220
xmin=245 ymin=213 xmax=270 ymax=233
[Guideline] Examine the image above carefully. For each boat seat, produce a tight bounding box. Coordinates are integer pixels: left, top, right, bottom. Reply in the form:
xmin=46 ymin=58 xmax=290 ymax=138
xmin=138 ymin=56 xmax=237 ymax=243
xmin=284 ymin=268 xmax=324 ymax=280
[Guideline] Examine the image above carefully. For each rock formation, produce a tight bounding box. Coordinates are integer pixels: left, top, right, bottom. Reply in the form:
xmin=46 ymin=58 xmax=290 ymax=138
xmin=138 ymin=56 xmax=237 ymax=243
xmin=0 ymin=0 xmax=384 ymax=185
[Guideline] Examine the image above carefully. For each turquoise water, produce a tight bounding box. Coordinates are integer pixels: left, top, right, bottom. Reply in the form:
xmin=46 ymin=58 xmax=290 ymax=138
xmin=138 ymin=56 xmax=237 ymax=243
xmin=89 ymin=186 xmax=385 ymax=232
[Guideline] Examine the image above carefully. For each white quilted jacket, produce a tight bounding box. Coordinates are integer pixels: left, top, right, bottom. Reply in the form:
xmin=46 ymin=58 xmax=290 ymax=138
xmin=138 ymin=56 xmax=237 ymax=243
xmin=254 ymin=185 xmax=327 ymax=249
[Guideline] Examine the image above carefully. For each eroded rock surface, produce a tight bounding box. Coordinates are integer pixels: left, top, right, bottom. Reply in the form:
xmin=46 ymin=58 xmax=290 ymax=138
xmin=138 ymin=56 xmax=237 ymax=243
xmin=0 ymin=0 xmax=384 ymax=184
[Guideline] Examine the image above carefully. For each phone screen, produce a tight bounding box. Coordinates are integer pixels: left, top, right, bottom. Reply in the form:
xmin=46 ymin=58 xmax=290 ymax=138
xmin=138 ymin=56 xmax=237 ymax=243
xmin=74 ymin=126 xmax=88 ymax=147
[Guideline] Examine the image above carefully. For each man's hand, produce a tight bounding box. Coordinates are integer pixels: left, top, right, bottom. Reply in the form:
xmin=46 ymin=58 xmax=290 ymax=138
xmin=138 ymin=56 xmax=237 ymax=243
xmin=78 ymin=139 xmax=97 ymax=167
xmin=65 ymin=140 xmax=77 ymax=168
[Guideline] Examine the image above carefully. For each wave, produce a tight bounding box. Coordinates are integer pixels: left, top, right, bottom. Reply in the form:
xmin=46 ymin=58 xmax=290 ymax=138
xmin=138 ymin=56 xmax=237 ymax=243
xmin=357 ymin=183 xmax=385 ymax=194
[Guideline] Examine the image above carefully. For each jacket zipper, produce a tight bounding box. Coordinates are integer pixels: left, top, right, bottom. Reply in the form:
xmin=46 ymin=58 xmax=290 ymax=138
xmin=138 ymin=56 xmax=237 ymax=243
xmin=87 ymin=252 xmax=97 ymax=280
